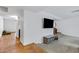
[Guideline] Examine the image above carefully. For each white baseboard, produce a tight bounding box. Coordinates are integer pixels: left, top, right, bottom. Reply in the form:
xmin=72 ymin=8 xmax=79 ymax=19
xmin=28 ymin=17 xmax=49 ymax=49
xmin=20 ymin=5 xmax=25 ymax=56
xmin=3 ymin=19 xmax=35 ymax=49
xmin=21 ymin=41 xmax=42 ymax=46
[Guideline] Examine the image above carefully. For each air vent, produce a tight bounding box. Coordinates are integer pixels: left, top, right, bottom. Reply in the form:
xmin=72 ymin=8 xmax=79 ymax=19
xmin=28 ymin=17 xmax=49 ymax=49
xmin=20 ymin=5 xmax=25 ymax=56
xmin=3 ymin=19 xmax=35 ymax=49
xmin=0 ymin=6 xmax=8 ymax=12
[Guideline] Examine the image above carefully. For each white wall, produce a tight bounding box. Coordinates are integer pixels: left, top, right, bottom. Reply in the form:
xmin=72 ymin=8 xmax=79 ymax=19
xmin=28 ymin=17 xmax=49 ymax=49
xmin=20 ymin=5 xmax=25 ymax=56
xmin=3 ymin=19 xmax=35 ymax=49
xmin=0 ymin=16 xmax=3 ymax=37
xmin=19 ymin=11 xmax=24 ymax=44
xmin=22 ymin=11 xmax=54 ymax=45
xmin=57 ymin=16 xmax=79 ymax=37
xmin=4 ymin=17 xmax=18 ymax=32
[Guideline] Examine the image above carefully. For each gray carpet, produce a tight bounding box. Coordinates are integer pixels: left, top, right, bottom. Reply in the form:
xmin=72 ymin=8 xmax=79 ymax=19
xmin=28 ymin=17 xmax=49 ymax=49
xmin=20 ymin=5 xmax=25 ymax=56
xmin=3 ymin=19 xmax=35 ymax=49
xmin=37 ymin=34 xmax=79 ymax=53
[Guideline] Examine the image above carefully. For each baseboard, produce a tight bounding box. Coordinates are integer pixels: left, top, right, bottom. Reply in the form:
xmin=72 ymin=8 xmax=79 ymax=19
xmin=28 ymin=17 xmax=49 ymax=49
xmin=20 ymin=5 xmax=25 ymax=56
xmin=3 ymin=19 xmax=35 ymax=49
xmin=22 ymin=41 xmax=42 ymax=46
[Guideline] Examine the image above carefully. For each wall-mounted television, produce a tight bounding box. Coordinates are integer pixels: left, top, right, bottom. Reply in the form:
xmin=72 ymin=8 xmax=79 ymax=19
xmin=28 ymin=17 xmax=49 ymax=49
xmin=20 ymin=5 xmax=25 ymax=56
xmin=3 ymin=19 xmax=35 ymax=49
xmin=43 ymin=18 xmax=54 ymax=28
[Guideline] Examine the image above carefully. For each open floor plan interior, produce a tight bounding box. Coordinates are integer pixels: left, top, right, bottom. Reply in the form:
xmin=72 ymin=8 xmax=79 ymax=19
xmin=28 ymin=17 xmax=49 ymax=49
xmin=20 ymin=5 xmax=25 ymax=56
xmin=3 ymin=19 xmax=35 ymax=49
xmin=0 ymin=6 xmax=79 ymax=53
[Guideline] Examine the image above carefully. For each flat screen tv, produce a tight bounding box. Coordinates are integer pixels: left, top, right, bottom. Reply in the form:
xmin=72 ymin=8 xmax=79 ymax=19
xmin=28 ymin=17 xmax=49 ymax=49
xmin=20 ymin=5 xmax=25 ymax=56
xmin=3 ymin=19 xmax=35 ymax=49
xmin=43 ymin=18 xmax=54 ymax=28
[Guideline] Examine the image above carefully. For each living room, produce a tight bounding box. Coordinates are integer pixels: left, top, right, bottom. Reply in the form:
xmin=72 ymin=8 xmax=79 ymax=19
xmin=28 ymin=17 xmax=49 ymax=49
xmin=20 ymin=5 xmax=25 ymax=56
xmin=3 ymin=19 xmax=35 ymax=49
xmin=0 ymin=6 xmax=79 ymax=53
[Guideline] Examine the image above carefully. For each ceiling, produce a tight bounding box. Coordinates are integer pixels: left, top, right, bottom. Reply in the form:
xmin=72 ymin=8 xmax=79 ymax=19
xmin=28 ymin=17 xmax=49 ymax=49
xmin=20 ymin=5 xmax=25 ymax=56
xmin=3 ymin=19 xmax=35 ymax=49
xmin=3 ymin=6 xmax=79 ymax=19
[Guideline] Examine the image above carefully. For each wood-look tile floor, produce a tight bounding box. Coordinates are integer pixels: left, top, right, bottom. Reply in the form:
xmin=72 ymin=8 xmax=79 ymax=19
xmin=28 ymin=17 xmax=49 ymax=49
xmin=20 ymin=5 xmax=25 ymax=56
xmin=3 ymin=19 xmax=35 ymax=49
xmin=0 ymin=34 xmax=44 ymax=53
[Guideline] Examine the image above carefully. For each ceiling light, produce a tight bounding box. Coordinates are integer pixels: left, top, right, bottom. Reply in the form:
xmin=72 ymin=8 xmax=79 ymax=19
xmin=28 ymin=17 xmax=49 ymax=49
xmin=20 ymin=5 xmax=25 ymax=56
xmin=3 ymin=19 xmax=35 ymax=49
xmin=72 ymin=10 xmax=79 ymax=13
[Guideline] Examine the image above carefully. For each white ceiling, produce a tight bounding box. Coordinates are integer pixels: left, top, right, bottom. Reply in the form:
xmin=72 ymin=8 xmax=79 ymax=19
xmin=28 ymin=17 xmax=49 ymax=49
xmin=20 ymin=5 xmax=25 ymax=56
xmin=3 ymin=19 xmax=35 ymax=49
xmin=4 ymin=6 xmax=79 ymax=19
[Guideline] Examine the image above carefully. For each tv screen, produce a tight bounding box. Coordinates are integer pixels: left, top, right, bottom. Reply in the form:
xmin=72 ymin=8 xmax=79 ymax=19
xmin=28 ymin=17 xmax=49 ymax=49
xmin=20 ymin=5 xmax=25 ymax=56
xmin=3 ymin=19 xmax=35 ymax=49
xmin=43 ymin=18 xmax=54 ymax=28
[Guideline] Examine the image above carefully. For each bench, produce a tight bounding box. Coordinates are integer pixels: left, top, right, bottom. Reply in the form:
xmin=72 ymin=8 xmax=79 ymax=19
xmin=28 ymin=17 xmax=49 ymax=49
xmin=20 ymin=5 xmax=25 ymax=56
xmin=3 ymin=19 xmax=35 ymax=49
xmin=43 ymin=35 xmax=54 ymax=44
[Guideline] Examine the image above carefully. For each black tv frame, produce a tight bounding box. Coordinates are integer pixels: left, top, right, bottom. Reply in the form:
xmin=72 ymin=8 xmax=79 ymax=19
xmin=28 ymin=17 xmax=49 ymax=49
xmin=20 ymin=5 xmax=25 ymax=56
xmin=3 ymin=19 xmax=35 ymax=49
xmin=43 ymin=18 xmax=54 ymax=28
